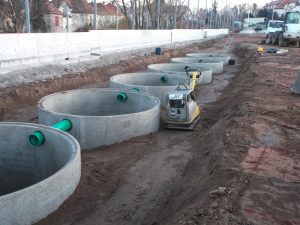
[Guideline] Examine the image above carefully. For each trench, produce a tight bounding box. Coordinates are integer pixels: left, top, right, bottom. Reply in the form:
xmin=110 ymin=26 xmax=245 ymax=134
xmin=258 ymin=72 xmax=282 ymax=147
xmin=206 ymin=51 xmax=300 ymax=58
xmin=0 ymin=36 xmax=242 ymax=225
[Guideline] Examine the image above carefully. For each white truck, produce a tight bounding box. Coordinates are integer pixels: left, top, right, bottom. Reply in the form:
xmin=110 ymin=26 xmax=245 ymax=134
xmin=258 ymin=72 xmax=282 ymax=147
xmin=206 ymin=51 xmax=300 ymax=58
xmin=268 ymin=10 xmax=300 ymax=47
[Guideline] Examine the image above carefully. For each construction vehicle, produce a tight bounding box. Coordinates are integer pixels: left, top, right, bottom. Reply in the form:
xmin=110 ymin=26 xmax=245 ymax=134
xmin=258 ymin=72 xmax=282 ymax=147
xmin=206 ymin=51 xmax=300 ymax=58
xmin=164 ymin=83 xmax=201 ymax=130
xmin=268 ymin=10 xmax=300 ymax=47
xmin=265 ymin=20 xmax=284 ymax=42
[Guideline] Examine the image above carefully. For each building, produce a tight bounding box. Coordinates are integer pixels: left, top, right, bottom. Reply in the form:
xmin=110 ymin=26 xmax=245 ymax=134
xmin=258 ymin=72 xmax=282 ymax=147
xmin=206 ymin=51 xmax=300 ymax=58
xmin=42 ymin=1 xmax=64 ymax=32
xmin=274 ymin=0 xmax=296 ymax=17
xmin=42 ymin=0 xmax=123 ymax=32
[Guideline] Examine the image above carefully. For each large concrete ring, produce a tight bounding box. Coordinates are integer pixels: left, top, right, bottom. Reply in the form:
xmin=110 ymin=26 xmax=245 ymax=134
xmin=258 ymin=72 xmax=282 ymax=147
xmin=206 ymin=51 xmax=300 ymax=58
xmin=147 ymin=63 xmax=213 ymax=85
xmin=186 ymin=53 xmax=231 ymax=65
xmin=0 ymin=122 xmax=81 ymax=225
xmin=170 ymin=57 xmax=224 ymax=74
xmin=109 ymin=72 xmax=190 ymax=105
xmin=38 ymin=88 xmax=160 ymax=150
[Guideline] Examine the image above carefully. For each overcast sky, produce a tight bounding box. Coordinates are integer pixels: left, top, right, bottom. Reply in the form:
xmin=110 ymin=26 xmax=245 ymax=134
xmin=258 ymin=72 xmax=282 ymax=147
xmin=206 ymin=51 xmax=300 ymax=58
xmin=87 ymin=0 xmax=270 ymax=10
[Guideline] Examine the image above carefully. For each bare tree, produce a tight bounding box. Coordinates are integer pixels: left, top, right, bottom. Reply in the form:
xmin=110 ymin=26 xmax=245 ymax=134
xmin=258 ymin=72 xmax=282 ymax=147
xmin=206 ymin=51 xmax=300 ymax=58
xmin=0 ymin=0 xmax=26 ymax=32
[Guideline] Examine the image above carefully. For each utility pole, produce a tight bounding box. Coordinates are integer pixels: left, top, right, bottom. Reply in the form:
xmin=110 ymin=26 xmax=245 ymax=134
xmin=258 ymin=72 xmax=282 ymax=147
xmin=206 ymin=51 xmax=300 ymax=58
xmin=156 ymin=0 xmax=160 ymax=29
xmin=64 ymin=4 xmax=69 ymax=32
xmin=192 ymin=13 xmax=194 ymax=29
xmin=196 ymin=0 xmax=199 ymax=29
xmin=24 ymin=0 xmax=31 ymax=33
xmin=174 ymin=0 xmax=177 ymax=29
xmin=215 ymin=0 xmax=218 ymax=29
xmin=146 ymin=12 xmax=149 ymax=29
xmin=205 ymin=0 xmax=208 ymax=28
xmin=93 ymin=0 xmax=97 ymax=30
xmin=116 ymin=7 xmax=119 ymax=29
xmin=186 ymin=0 xmax=190 ymax=29
xmin=220 ymin=0 xmax=223 ymax=28
xmin=132 ymin=0 xmax=135 ymax=29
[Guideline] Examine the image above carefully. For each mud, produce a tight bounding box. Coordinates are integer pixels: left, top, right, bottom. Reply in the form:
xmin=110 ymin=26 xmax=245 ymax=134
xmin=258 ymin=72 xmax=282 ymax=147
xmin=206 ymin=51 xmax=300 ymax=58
xmin=0 ymin=34 xmax=299 ymax=225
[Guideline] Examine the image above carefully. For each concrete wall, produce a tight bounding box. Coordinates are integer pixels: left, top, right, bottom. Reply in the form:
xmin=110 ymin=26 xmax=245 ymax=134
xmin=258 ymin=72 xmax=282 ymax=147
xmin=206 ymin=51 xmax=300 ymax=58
xmin=0 ymin=29 xmax=228 ymax=68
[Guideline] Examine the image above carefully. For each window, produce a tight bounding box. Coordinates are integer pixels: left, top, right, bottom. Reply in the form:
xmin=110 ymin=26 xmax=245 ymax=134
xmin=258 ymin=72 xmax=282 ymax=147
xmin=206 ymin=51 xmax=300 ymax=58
xmin=286 ymin=12 xmax=300 ymax=24
xmin=269 ymin=21 xmax=283 ymax=28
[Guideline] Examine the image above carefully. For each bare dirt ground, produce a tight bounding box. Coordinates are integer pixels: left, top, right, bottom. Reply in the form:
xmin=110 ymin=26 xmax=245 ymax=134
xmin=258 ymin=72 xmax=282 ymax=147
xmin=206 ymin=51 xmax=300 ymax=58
xmin=0 ymin=34 xmax=299 ymax=225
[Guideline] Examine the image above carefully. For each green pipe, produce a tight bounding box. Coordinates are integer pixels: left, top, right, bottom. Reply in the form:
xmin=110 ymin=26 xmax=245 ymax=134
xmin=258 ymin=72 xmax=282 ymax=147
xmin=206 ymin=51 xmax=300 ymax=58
xmin=51 ymin=119 xmax=72 ymax=131
xmin=29 ymin=131 xmax=45 ymax=147
xmin=160 ymin=76 xmax=168 ymax=84
xmin=117 ymin=92 xmax=128 ymax=102
xmin=131 ymin=88 xmax=140 ymax=92
xmin=29 ymin=119 xmax=72 ymax=147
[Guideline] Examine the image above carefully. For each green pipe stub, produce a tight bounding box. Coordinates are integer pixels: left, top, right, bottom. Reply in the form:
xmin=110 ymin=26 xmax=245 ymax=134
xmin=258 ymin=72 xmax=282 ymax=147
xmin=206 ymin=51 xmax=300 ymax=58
xmin=132 ymin=88 xmax=140 ymax=92
xmin=160 ymin=76 xmax=168 ymax=84
xmin=117 ymin=92 xmax=128 ymax=102
xmin=29 ymin=119 xmax=73 ymax=147
xmin=29 ymin=131 xmax=45 ymax=147
xmin=52 ymin=119 xmax=72 ymax=131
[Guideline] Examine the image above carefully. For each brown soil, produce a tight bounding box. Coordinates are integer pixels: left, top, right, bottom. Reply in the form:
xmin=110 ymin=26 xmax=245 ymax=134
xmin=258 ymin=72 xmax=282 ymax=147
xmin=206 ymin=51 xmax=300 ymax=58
xmin=1 ymin=34 xmax=299 ymax=225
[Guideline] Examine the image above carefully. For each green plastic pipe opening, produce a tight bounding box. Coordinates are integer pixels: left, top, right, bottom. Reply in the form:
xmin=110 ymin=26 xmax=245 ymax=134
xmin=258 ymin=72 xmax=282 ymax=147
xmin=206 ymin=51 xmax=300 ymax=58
xmin=160 ymin=76 xmax=168 ymax=84
xmin=131 ymin=88 xmax=140 ymax=92
xmin=29 ymin=119 xmax=72 ymax=147
xmin=29 ymin=131 xmax=45 ymax=147
xmin=117 ymin=92 xmax=128 ymax=102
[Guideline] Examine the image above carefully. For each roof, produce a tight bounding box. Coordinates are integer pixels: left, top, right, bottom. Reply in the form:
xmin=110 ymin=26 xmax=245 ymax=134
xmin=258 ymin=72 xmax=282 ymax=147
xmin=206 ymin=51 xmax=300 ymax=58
xmin=41 ymin=0 xmax=121 ymax=16
xmin=276 ymin=0 xmax=295 ymax=9
xmin=41 ymin=1 xmax=64 ymax=15
xmin=46 ymin=0 xmax=93 ymax=14
xmin=266 ymin=0 xmax=282 ymax=7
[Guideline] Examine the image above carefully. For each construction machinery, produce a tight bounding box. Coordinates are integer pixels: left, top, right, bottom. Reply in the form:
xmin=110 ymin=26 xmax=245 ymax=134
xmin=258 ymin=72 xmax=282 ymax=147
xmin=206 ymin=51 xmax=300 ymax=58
xmin=164 ymin=83 xmax=201 ymax=130
xmin=268 ymin=10 xmax=300 ymax=47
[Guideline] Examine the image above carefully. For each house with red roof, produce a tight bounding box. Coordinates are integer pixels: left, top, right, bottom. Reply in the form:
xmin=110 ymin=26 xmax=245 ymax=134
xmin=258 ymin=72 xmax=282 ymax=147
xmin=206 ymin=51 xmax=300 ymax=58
xmin=41 ymin=0 xmax=123 ymax=32
xmin=274 ymin=0 xmax=296 ymax=17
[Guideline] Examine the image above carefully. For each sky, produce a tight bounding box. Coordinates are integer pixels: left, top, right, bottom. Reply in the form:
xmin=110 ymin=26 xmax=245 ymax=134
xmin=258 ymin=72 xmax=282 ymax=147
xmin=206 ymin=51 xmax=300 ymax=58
xmin=87 ymin=0 xmax=271 ymax=11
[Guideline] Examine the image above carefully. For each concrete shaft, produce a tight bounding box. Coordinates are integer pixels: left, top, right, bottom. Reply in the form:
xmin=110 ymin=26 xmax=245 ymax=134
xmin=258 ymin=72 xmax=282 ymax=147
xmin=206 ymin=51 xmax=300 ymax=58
xmin=170 ymin=57 xmax=224 ymax=74
xmin=38 ymin=88 xmax=160 ymax=150
xmin=109 ymin=72 xmax=190 ymax=105
xmin=186 ymin=53 xmax=231 ymax=65
xmin=147 ymin=63 xmax=213 ymax=85
xmin=0 ymin=122 xmax=81 ymax=225
xmin=291 ymin=72 xmax=300 ymax=95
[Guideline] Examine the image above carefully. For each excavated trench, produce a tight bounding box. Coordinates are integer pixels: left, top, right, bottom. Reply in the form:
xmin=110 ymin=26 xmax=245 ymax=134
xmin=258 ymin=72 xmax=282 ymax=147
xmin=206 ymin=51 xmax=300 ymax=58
xmin=0 ymin=36 xmax=238 ymax=225
xmin=3 ymin=36 xmax=291 ymax=225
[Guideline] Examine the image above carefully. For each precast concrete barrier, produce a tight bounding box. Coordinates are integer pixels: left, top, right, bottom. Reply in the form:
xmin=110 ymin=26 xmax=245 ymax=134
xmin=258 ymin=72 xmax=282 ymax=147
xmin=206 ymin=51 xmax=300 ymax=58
xmin=186 ymin=53 xmax=231 ymax=65
xmin=170 ymin=57 xmax=224 ymax=74
xmin=147 ymin=63 xmax=212 ymax=84
xmin=109 ymin=72 xmax=190 ymax=105
xmin=38 ymin=88 xmax=160 ymax=150
xmin=0 ymin=122 xmax=81 ymax=225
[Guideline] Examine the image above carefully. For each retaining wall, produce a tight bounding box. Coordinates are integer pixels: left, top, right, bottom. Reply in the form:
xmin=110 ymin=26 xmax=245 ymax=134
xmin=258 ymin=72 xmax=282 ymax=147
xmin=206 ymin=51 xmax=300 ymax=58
xmin=0 ymin=29 xmax=228 ymax=68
